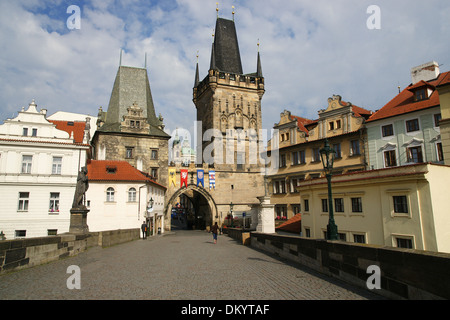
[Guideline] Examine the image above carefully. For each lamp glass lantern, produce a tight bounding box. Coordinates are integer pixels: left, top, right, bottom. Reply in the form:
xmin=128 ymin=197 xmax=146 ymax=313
xmin=147 ymin=197 xmax=154 ymax=211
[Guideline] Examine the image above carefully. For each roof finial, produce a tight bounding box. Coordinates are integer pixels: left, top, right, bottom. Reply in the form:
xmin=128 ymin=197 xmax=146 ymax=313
xmin=257 ymin=39 xmax=260 ymax=52
xmin=119 ymin=49 xmax=122 ymax=66
xmin=144 ymin=52 xmax=147 ymax=69
xmin=232 ymin=6 xmax=235 ymax=21
xmin=216 ymin=2 xmax=219 ymax=18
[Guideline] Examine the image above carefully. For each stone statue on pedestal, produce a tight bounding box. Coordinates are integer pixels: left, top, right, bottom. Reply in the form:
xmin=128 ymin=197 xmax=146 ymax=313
xmin=70 ymin=166 xmax=90 ymax=234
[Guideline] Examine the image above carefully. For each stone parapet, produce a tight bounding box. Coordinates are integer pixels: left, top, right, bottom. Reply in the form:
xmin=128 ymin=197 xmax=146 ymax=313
xmin=250 ymin=232 xmax=450 ymax=300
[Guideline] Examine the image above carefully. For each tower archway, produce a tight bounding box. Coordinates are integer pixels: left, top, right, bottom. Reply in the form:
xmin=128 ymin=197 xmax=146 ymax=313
xmin=165 ymin=184 xmax=218 ymax=231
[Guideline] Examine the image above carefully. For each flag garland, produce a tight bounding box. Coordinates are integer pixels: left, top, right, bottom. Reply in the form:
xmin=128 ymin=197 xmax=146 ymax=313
xmin=197 ymin=169 xmax=204 ymax=188
xmin=169 ymin=168 xmax=176 ymax=187
xmin=180 ymin=169 xmax=188 ymax=188
xmin=209 ymin=170 xmax=215 ymax=190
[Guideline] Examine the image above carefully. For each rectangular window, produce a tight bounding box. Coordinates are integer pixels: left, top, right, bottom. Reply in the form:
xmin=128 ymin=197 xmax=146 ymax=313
xmin=305 ymin=228 xmax=311 ymax=238
xmin=321 ymin=198 xmax=328 ymax=213
xmin=396 ymin=237 xmax=413 ymax=249
xmin=312 ymin=148 xmax=320 ymax=162
xmin=382 ymin=124 xmax=394 ymax=137
xmin=52 ymin=157 xmax=62 ymax=175
xmin=21 ymin=155 xmax=32 ymax=173
xmin=334 ymin=198 xmax=344 ymax=212
xmin=351 ymin=197 xmax=363 ymax=213
xmin=350 ymin=140 xmax=360 ymax=155
xmin=393 ymin=196 xmax=408 ymax=213
xmin=48 ymin=229 xmax=58 ymax=236
xmin=437 ymin=142 xmax=444 ymax=162
xmin=151 ymin=149 xmax=158 ymax=160
xmin=151 ymin=168 xmax=158 ymax=179
xmin=237 ymin=152 xmax=245 ymax=170
xmin=292 ymin=151 xmax=299 ymax=165
xmin=279 ymin=154 xmax=286 ymax=168
xmin=49 ymin=192 xmax=60 ymax=213
xmin=434 ymin=114 xmax=442 ymax=127
xmin=407 ymin=146 xmax=423 ymax=163
xmin=32 ymin=128 xmax=38 ymax=137
xmin=384 ymin=150 xmax=397 ymax=167
xmin=275 ymin=205 xmax=287 ymax=219
xmin=23 ymin=128 xmax=28 ymax=136
xmin=290 ymin=178 xmax=299 ymax=193
xmin=353 ymin=234 xmax=366 ymax=244
xmin=126 ymin=147 xmax=134 ymax=159
xmin=292 ymin=204 xmax=301 ymax=215
xmin=304 ymin=199 xmax=309 ymax=212
xmin=415 ymin=89 xmax=426 ymax=101
xmin=299 ymin=150 xmax=306 ymax=164
xmin=15 ymin=230 xmax=26 ymax=238
xmin=406 ymin=119 xmax=420 ymax=132
xmin=18 ymin=192 xmax=29 ymax=211
xmin=333 ymin=143 xmax=341 ymax=158
xmin=329 ymin=121 xmax=334 ymax=131
xmin=339 ymin=233 xmax=347 ymax=241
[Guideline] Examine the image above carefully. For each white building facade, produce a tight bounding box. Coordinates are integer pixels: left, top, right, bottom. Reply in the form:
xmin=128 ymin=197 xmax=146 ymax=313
xmin=0 ymin=100 xmax=89 ymax=239
xmin=85 ymin=160 xmax=166 ymax=237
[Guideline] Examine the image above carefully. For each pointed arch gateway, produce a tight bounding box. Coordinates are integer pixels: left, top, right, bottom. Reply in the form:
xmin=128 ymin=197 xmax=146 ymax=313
xmin=165 ymin=184 xmax=218 ymax=231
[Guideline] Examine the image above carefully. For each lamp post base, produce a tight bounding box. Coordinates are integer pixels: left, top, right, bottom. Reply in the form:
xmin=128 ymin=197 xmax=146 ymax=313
xmin=327 ymin=222 xmax=338 ymax=240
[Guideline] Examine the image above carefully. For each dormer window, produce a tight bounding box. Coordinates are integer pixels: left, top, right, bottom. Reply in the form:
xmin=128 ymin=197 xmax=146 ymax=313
xmin=106 ymin=166 xmax=117 ymax=174
xmin=415 ymin=89 xmax=426 ymax=101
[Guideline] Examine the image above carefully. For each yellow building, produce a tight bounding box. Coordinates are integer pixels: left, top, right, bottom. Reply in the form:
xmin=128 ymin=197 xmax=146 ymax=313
xmin=267 ymin=95 xmax=372 ymax=225
xmin=298 ymin=163 xmax=450 ymax=253
xmin=436 ymin=73 xmax=450 ymax=165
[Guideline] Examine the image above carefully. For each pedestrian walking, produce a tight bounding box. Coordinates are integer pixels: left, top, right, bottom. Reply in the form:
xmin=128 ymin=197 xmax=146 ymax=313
xmin=211 ymin=222 xmax=219 ymax=244
xmin=141 ymin=221 xmax=147 ymax=239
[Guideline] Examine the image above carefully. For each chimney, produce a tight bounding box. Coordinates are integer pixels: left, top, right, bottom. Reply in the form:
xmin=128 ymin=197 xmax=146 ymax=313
xmin=411 ymin=61 xmax=440 ymax=84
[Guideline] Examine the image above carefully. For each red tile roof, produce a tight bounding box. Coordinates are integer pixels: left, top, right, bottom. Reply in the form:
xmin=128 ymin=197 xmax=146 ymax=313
xmin=86 ymin=160 xmax=166 ymax=189
xmin=367 ymin=71 xmax=450 ymax=123
xmin=48 ymin=120 xmax=86 ymax=144
xmin=275 ymin=213 xmax=301 ymax=234
xmin=290 ymin=115 xmax=316 ymax=135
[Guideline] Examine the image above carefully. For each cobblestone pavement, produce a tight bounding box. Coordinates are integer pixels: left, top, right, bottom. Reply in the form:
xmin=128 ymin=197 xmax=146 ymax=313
xmin=0 ymin=230 xmax=385 ymax=300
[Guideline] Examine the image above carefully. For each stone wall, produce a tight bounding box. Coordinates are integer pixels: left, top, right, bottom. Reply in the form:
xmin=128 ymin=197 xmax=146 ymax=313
xmin=250 ymin=232 xmax=450 ymax=300
xmin=0 ymin=229 xmax=139 ymax=274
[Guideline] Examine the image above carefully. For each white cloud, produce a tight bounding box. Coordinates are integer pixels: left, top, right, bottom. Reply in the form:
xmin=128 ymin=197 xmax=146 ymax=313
xmin=1 ymin=0 xmax=449 ymax=141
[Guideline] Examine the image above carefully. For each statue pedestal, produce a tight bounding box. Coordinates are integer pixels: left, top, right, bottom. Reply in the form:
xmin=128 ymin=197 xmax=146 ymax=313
xmin=69 ymin=208 xmax=89 ymax=234
xmin=256 ymin=196 xmax=275 ymax=234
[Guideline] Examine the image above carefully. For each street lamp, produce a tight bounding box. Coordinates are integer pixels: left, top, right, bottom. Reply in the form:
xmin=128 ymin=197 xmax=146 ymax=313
xmin=147 ymin=197 xmax=154 ymax=236
xmin=319 ymin=139 xmax=338 ymax=240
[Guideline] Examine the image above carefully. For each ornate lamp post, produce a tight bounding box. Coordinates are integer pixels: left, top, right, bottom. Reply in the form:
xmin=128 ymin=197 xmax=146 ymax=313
xmin=319 ymin=139 xmax=338 ymax=240
xmin=147 ymin=197 xmax=154 ymax=236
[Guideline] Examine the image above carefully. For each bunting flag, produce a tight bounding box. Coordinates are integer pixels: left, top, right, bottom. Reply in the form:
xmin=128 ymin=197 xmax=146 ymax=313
xmin=197 ymin=169 xmax=204 ymax=188
xmin=180 ymin=169 xmax=188 ymax=188
xmin=209 ymin=170 xmax=215 ymax=190
xmin=168 ymin=168 xmax=176 ymax=187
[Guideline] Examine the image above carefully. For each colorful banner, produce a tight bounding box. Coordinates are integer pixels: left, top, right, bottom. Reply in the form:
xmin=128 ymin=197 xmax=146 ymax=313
xmin=209 ymin=170 xmax=215 ymax=190
xmin=169 ymin=168 xmax=176 ymax=187
xmin=197 ymin=169 xmax=204 ymax=188
xmin=180 ymin=169 xmax=188 ymax=188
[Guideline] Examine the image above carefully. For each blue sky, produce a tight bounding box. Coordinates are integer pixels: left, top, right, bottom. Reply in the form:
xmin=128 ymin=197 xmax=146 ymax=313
xmin=1 ymin=0 xmax=450 ymax=143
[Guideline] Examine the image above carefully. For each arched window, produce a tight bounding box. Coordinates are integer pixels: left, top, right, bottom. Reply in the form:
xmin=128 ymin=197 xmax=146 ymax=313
xmin=128 ymin=187 xmax=137 ymax=202
xmin=106 ymin=187 xmax=115 ymax=202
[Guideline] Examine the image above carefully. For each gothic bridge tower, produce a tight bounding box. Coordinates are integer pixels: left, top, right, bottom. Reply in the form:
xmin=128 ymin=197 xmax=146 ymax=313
xmin=191 ymin=11 xmax=266 ymax=226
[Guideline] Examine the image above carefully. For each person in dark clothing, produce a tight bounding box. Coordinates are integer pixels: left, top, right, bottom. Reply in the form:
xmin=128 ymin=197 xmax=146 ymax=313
xmin=211 ymin=222 xmax=219 ymax=244
xmin=141 ymin=221 xmax=147 ymax=239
